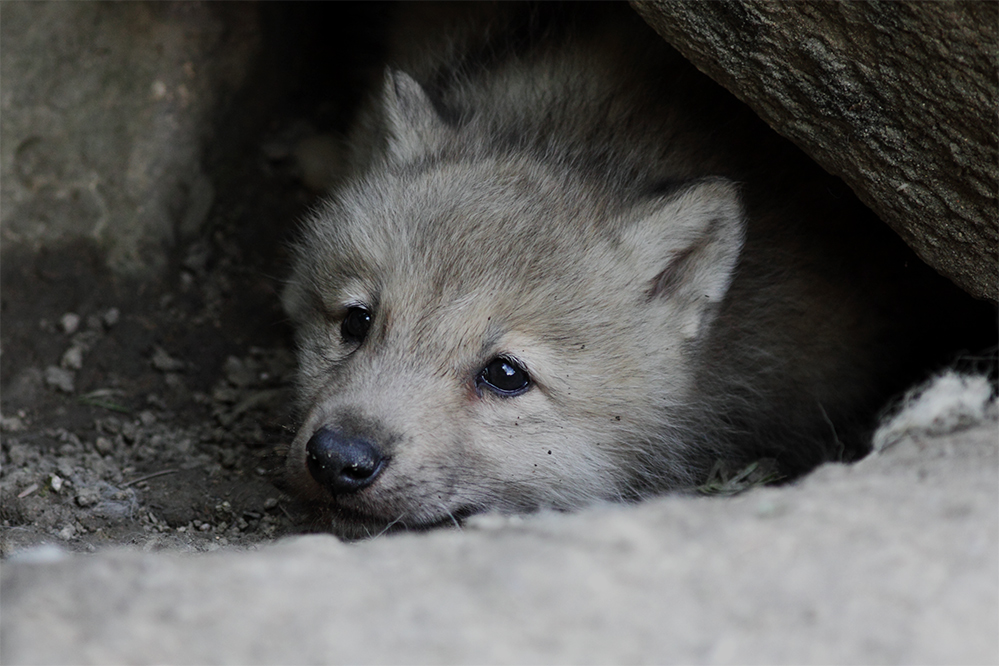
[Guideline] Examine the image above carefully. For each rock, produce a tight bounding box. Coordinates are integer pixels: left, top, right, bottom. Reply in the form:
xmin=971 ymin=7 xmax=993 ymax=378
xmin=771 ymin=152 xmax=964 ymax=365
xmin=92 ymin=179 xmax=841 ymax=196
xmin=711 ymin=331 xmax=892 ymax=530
xmin=150 ymin=347 xmax=184 ymax=373
xmin=59 ymin=313 xmax=81 ymax=335
xmin=44 ymin=366 xmax=75 ymax=394
xmin=0 ymin=415 xmax=27 ymax=433
xmin=102 ymin=308 xmax=120 ymax=328
xmin=633 ymin=1 xmax=998 ymax=301
xmin=2 ymin=420 xmax=996 ymax=665
xmin=0 ymin=2 xmax=261 ymax=276
xmin=60 ymin=346 xmax=84 ymax=371
xmin=94 ymin=437 xmax=115 ymax=457
xmin=74 ymin=488 xmax=100 ymax=509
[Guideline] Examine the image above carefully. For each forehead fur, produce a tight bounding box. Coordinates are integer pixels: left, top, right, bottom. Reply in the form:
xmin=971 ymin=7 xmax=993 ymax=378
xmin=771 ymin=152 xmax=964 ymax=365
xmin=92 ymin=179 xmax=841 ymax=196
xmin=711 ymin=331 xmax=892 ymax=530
xmin=298 ymin=152 xmax=634 ymax=318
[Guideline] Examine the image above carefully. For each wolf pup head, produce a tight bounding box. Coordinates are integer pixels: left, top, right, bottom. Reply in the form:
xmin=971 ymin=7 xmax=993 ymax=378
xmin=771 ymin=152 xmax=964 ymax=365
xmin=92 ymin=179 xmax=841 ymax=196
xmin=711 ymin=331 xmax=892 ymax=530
xmin=282 ymin=70 xmax=745 ymax=537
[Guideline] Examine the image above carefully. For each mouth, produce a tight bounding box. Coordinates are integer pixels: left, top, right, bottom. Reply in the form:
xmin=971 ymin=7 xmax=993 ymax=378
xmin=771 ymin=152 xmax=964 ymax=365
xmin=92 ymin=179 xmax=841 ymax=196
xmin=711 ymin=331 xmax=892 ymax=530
xmin=323 ymin=503 xmax=480 ymax=539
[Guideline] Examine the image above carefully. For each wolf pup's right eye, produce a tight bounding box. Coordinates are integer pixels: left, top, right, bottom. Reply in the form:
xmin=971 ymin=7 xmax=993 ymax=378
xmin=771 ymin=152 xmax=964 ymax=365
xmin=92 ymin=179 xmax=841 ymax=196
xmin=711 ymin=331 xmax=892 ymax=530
xmin=341 ymin=306 xmax=372 ymax=344
xmin=477 ymin=356 xmax=530 ymax=396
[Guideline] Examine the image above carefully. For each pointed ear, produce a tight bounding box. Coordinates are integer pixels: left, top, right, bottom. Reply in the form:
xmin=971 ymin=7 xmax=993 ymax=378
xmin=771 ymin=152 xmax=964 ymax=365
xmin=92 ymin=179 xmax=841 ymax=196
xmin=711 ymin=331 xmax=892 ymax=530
xmin=621 ymin=178 xmax=746 ymax=340
xmin=381 ymin=69 xmax=448 ymax=163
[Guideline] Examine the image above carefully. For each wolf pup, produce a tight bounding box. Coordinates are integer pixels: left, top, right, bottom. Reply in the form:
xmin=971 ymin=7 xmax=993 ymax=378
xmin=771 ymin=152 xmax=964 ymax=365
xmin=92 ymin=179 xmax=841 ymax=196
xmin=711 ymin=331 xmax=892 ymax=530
xmin=282 ymin=3 xmax=987 ymax=536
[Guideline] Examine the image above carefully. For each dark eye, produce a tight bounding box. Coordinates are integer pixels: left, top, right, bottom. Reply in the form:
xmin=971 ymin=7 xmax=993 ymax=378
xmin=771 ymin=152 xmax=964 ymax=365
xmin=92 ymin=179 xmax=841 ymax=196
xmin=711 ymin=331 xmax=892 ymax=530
xmin=341 ymin=306 xmax=372 ymax=344
xmin=477 ymin=357 xmax=530 ymax=396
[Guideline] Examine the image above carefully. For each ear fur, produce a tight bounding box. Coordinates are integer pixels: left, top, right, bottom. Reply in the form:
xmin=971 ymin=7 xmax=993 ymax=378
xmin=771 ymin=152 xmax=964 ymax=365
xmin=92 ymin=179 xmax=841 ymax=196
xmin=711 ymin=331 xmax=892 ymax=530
xmin=621 ymin=178 xmax=746 ymax=340
xmin=381 ymin=69 xmax=448 ymax=163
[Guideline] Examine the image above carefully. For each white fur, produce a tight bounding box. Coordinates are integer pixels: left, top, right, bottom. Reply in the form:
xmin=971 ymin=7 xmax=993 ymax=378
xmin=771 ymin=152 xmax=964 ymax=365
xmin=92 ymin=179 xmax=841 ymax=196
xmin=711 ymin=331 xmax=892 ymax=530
xmin=872 ymin=371 xmax=998 ymax=453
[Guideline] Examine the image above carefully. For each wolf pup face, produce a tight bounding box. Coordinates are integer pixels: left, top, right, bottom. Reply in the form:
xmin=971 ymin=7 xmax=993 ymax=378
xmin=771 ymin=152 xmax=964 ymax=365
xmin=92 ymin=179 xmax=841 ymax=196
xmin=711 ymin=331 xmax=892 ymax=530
xmin=283 ymin=71 xmax=744 ymax=537
xmin=284 ymin=68 xmax=743 ymax=535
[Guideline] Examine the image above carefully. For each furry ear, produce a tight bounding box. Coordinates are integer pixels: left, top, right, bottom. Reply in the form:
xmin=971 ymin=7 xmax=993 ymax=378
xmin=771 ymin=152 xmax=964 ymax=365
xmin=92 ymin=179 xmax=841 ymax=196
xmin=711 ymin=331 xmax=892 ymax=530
xmin=621 ymin=178 xmax=746 ymax=340
xmin=381 ymin=69 xmax=447 ymax=163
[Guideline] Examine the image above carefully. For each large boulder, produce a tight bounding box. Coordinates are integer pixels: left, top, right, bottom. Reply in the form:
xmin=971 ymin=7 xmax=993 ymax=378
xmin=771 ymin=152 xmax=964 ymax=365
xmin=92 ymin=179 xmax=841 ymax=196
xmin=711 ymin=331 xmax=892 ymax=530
xmin=0 ymin=2 xmax=260 ymax=276
xmin=633 ymin=1 xmax=998 ymax=302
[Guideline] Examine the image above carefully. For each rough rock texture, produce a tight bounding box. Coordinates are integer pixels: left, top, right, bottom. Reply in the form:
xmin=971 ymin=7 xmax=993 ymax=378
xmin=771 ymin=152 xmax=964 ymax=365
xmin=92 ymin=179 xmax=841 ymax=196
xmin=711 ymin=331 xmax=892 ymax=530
xmin=633 ymin=1 xmax=998 ymax=302
xmin=0 ymin=1 xmax=260 ymax=276
xmin=3 ymin=419 xmax=996 ymax=665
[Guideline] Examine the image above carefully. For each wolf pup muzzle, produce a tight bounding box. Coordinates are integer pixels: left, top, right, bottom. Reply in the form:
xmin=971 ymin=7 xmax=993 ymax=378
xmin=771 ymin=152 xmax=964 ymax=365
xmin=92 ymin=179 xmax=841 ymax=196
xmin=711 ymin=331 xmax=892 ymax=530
xmin=306 ymin=427 xmax=387 ymax=494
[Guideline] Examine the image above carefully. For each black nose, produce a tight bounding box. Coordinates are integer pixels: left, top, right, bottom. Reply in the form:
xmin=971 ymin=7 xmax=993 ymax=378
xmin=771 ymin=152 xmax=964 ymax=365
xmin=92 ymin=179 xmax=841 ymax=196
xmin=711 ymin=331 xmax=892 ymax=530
xmin=306 ymin=427 xmax=386 ymax=494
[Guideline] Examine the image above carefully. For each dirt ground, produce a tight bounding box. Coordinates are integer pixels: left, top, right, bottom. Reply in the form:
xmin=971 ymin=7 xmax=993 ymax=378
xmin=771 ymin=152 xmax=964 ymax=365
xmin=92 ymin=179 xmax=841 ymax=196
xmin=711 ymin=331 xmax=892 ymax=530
xmin=0 ymin=126 xmax=330 ymax=555
xmin=0 ymin=3 xmax=396 ymax=558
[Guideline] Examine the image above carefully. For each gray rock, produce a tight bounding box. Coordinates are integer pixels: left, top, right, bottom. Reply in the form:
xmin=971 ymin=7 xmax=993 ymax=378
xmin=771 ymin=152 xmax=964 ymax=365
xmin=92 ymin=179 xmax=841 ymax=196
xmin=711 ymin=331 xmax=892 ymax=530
xmin=150 ymin=346 xmax=184 ymax=373
xmin=59 ymin=346 xmax=84 ymax=371
xmin=58 ymin=313 xmax=80 ymax=335
xmin=0 ymin=2 xmax=261 ymax=276
xmin=633 ymin=1 xmax=998 ymax=301
xmin=2 ymin=420 xmax=995 ymax=665
xmin=102 ymin=307 xmax=121 ymax=328
xmin=43 ymin=366 xmax=74 ymax=394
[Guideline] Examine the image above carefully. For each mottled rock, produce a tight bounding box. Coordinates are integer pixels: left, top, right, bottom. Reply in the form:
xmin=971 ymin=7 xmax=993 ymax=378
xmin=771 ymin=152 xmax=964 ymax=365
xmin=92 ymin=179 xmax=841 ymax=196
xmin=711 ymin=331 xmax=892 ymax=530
xmin=633 ymin=1 xmax=998 ymax=301
xmin=44 ymin=366 xmax=75 ymax=393
xmin=0 ymin=2 xmax=261 ymax=276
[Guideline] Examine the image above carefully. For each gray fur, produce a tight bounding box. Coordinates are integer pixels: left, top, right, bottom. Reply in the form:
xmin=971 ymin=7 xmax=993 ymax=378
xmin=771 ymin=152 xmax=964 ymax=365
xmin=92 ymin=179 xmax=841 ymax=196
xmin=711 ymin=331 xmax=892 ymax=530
xmin=282 ymin=4 xmax=977 ymax=536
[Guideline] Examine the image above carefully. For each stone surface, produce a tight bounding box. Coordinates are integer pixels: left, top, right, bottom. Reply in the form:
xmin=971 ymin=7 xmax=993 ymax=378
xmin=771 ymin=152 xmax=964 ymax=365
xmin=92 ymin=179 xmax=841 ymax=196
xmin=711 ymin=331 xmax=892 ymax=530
xmin=3 ymin=420 xmax=996 ymax=665
xmin=633 ymin=1 xmax=998 ymax=302
xmin=0 ymin=1 xmax=260 ymax=276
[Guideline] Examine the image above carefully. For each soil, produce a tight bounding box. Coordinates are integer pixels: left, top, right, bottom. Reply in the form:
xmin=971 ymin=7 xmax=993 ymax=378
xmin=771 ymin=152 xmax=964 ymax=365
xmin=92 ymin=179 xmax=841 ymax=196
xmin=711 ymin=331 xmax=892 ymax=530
xmin=0 ymin=127 xmax=330 ymax=556
xmin=0 ymin=3 xmax=395 ymax=558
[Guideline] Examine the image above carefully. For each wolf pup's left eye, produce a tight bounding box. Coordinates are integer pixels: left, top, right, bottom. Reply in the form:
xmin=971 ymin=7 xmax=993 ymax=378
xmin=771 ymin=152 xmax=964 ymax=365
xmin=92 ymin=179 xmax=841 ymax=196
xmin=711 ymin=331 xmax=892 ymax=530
xmin=477 ymin=357 xmax=530 ymax=396
xmin=341 ymin=306 xmax=372 ymax=344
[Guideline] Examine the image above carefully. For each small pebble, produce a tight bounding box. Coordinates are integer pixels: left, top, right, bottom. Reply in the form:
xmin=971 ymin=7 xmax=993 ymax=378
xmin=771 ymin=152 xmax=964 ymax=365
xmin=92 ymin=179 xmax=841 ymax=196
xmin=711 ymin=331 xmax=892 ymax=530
xmin=44 ymin=366 xmax=75 ymax=393
xmin=151 ymin=346 xmax=185 ymax=373
xmin=263 ymin=497 xmax=278 ymax=510
xmin=94 ymin=436 xmax=115 ymax=455
xmin=103 ymin=307 xmax=120 ymax=327
xmin=49 ymin=474 xmax=63 ymax=492
xmin=150 ymin=79 xmax=168 ymax=99
xmin=60 ymin=346 xmax=84 ymax=370
xmin=60 ymin=313 xmax=81 ymax=335
xmin=1 ymin=415 xmax=26 ymax=432
xmin=120 ymin=421 xmax=139 ymax=443
xmin=75 ymin=488 xmax=100 ymax=507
